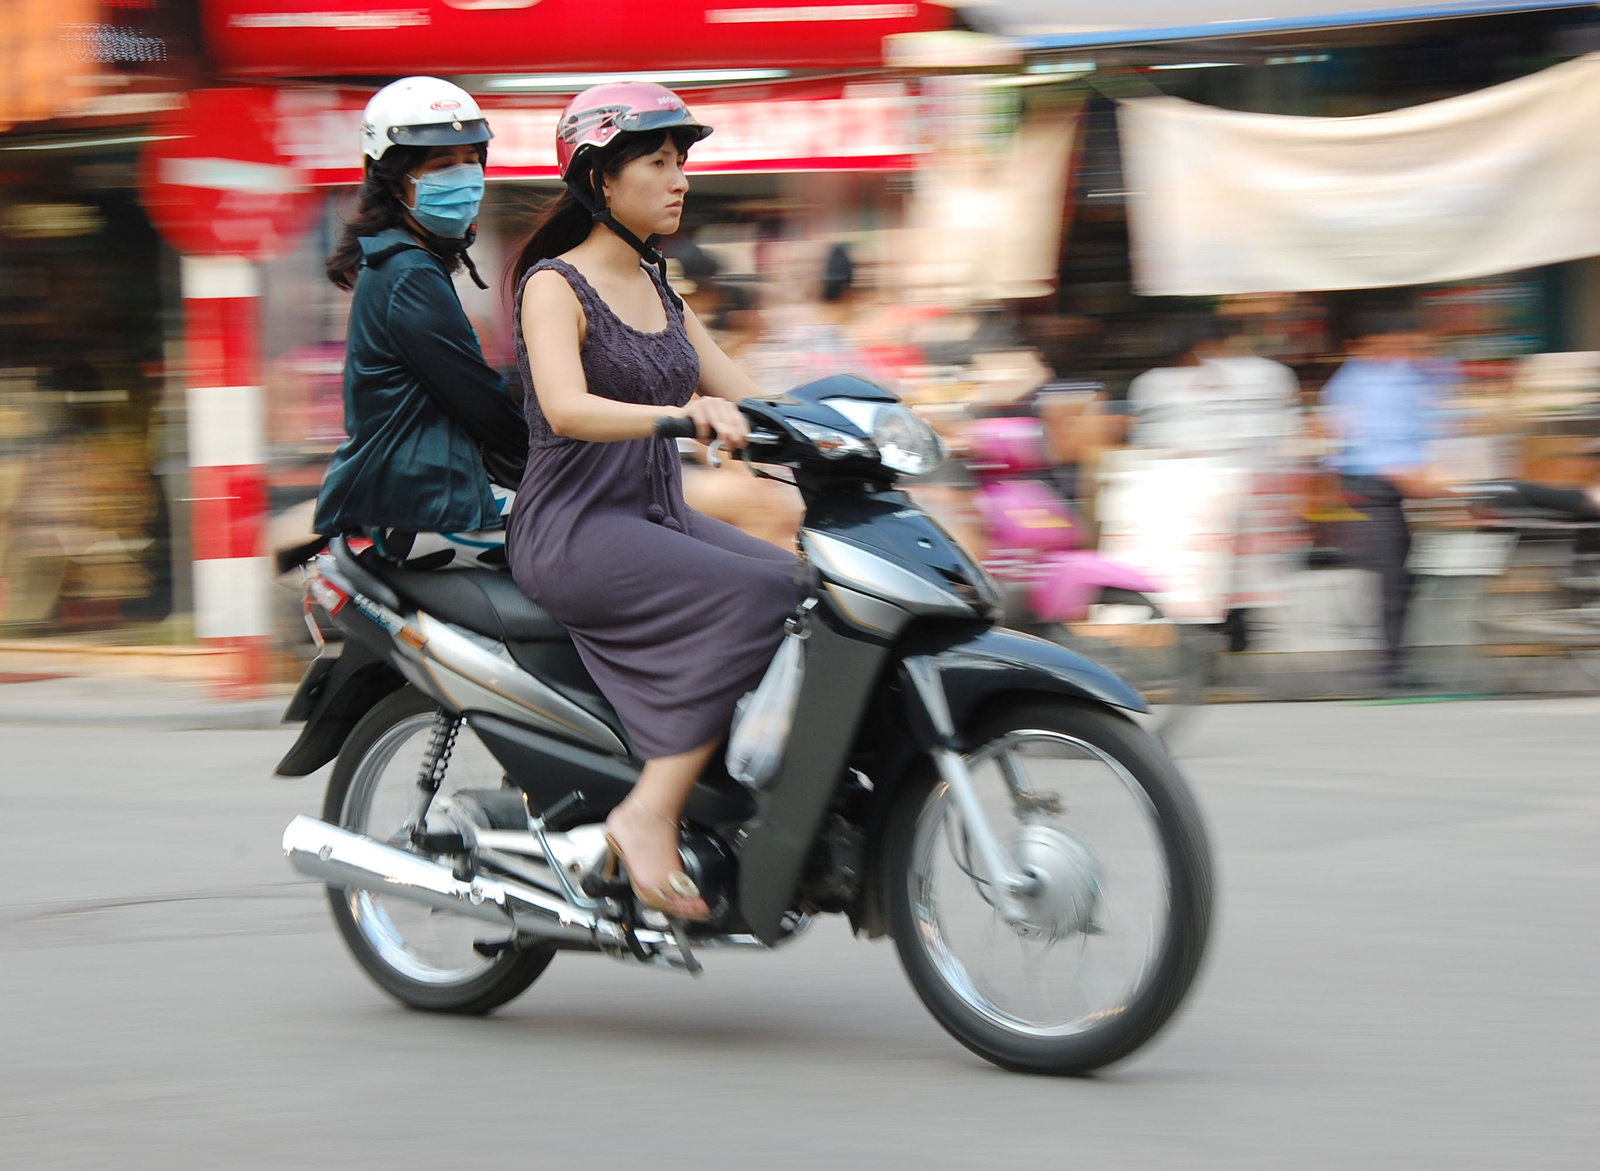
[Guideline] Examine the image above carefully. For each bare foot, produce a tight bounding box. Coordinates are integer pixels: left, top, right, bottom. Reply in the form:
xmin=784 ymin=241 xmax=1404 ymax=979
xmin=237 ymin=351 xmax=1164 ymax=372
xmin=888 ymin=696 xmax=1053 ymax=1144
xmin=604 ymin=796 xmax=708 ymax=920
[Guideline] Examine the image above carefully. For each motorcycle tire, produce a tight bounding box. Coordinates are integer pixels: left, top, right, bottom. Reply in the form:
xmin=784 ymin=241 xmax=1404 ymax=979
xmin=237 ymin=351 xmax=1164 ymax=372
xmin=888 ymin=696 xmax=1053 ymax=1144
xmin=321 ymin=686 xmax=555 ymax=1014
xmin=885 ymin=698 xmax=1213 ymax=1075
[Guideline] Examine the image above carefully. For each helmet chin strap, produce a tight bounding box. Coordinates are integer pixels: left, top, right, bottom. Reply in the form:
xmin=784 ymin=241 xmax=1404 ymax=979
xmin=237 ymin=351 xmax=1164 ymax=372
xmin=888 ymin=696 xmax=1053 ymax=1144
xmin=425 ymin=223 xmax=489 ymax=290
xmin=569 ymin=161 xmax=680 ymax=306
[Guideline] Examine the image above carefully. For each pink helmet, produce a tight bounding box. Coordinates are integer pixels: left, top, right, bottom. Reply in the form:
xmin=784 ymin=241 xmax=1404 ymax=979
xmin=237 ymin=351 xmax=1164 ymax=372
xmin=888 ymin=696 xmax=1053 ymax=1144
xmin=555 ymin=81 xmax=712 ymax=180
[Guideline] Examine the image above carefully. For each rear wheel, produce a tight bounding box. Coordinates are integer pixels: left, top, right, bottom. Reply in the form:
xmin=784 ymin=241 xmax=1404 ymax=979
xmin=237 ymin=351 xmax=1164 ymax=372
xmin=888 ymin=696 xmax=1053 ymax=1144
xmin=322 ymin=686 xmax=554 ymax=1013
xmin=885 ymin=699 xmax=1213 ymax=1074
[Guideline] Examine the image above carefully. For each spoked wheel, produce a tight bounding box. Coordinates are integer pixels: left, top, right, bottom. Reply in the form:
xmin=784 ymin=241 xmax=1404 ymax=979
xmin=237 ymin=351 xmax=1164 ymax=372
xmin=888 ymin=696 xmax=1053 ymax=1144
xmin=886 ymin=700 xmax=1213 ymax=1074
xmin=1042 ymin=589 xmax=1212 ymax=744
xmin=322 ymin=687 xmax=554 ymax=1013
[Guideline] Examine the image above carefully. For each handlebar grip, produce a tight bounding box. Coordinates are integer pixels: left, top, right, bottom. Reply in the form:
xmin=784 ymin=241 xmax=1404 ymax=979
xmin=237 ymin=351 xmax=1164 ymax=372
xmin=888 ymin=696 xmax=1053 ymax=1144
xmin=654 ymin=415 xmax=699 ymax=440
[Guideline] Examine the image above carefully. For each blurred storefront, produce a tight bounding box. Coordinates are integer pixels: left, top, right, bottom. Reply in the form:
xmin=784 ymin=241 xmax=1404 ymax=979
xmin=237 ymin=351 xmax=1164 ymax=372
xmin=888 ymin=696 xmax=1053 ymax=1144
xmin=0 ymin=0 xmax=201 ymax=637
xmin=10 ymin=0 xmax=1599 ymax=692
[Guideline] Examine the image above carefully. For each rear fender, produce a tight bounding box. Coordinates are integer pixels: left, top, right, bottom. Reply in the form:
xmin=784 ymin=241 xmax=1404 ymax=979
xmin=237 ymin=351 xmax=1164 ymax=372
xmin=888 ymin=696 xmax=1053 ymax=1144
xmin=274 ymin=641 xmax=405 ymax=776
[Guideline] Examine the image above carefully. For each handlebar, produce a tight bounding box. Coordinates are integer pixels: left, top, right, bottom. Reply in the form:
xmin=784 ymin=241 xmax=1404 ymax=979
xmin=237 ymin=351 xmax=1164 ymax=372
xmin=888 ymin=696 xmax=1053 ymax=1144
xmin=653 ymin=415 xmax=699 ymax=440
xmin=656 ymin=413 xmax=784 ymax=468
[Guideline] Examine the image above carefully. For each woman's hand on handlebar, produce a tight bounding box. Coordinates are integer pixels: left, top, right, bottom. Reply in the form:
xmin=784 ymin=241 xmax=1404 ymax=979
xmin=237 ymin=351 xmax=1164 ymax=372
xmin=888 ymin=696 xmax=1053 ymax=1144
xmin=680 ymin=396 xmax=749 ymax=448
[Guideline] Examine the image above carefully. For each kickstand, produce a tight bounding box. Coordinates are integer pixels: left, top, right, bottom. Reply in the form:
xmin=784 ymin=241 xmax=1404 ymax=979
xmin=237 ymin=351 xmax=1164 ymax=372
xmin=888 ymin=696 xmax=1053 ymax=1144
xmin=668 ymin=920 xmax=703 ymax=976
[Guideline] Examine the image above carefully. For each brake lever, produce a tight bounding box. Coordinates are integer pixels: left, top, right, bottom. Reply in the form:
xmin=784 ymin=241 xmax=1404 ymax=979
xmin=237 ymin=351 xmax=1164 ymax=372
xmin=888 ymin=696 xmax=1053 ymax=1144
xmin=710 ymin=428 xmax=779 ymax=471
xmin=742 ymin=433 xmax=797 ymax=486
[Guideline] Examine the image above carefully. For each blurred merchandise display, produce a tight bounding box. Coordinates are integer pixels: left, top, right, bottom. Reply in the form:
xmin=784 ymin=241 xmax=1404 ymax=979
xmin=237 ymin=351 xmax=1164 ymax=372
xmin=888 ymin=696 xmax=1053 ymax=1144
xmin=0 ymin=0 xmax=199 ymax=640
xmin=0 ymin=194 xmax=174 ymax=632
xmin=1422 ymin=275 xmax=1545 ymax=363
xmin=1512 ymin=350 xmax=1600 ymax=416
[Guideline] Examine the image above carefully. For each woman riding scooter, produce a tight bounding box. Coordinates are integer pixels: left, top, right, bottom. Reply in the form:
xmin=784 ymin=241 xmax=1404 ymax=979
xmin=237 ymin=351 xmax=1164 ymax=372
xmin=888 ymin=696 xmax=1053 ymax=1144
xmin=314 ymin=77 xmax=527 ymax=569
xmin=508 ymin=83 xmax=802 ymax=920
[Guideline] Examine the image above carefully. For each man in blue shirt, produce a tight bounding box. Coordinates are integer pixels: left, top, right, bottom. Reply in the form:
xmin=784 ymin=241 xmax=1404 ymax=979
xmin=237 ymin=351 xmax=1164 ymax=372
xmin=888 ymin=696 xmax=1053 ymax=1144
xmin=1322 ymin=300 xmax=1447 ymax=691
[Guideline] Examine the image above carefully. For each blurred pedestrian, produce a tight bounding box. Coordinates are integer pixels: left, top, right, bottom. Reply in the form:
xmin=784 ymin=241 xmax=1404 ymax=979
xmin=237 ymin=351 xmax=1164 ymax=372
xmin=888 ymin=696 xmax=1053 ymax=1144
xmin=1128 ymin=313 xmax=1304 ymax=649
xmin=1321 ymin=297 xmax=1449 ymax=692
xmin=1128 ymin=314 xmax=1299 ymax=463
xmin=775 ymin=243 xmax=869 ymax=384
xmin=665 ymin=240 xmax=724 ymax=327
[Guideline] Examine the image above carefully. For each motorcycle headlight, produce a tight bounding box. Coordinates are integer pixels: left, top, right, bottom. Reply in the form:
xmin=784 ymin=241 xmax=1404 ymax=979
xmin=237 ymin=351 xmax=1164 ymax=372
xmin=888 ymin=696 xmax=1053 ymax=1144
xmin=821 ymin=399 xmax=947 ymax=477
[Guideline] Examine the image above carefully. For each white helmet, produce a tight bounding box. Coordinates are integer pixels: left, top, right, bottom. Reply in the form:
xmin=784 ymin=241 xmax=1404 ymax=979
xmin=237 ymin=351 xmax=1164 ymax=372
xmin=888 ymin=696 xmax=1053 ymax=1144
xmin=360 ymin=76 xmax=492 ymax=168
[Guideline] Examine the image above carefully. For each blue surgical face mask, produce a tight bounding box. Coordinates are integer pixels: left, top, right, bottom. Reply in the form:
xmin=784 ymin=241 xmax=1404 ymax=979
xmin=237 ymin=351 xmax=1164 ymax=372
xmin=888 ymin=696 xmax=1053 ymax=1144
xmin=407 ymin=162 xmax=484 ymax=239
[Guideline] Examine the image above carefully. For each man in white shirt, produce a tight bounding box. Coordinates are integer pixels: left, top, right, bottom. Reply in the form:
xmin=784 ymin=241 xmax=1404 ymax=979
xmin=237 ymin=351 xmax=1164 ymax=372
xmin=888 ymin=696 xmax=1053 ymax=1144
xmin=1127 ymin=314 xmax=1304 ymax=649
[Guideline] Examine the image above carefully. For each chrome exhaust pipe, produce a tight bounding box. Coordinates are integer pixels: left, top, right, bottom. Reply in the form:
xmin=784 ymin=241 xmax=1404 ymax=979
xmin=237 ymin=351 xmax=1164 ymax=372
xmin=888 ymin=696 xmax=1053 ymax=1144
xmin=282 ymin=815 xmax=599 ymax=947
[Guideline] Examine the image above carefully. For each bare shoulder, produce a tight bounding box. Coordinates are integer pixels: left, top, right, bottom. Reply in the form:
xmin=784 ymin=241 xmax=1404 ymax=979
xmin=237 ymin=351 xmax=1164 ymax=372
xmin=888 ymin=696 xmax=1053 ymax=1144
xmin=523 ymin=267 xmax=584 ymax=330
xmin=525 ymin=266 xmax=580 ymax=303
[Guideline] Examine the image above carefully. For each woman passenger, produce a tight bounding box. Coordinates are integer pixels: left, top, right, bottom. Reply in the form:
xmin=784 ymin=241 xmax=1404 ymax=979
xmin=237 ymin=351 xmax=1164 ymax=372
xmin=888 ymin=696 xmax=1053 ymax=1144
xmin=316 ymin=77 xmax=526 ymax=569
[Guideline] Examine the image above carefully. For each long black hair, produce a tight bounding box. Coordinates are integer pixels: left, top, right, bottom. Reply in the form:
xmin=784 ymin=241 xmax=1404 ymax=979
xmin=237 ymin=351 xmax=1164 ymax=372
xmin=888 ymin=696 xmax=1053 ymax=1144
xmin=506 ymin=128 xmax=697 ymax=299
xmin=326 ymin=143 xmax=487 ymax=291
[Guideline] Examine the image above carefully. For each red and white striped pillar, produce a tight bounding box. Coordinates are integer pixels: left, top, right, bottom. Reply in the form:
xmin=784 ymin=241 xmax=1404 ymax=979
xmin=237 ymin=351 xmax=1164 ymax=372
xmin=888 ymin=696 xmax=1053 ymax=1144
xmin=181 ymin=255 xmax=270 ymax=696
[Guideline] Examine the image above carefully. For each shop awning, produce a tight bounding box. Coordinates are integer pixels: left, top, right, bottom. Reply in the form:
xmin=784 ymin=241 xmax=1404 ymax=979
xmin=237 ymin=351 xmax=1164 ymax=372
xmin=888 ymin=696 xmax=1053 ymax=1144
xmin=969 ymin=2 xmax=1598 ymax=49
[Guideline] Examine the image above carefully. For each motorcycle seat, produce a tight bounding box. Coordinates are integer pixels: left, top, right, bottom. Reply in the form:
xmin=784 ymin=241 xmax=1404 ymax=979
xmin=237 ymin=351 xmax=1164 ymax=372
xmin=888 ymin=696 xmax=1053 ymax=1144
xmin=353 ymin=548 xmax=570 ymax=643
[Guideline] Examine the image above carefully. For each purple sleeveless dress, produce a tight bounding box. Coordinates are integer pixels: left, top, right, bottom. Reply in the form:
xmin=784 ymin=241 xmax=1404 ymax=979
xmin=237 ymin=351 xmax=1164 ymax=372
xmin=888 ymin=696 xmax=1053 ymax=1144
xmin=507 ymin=258 xmax=802 ymax=759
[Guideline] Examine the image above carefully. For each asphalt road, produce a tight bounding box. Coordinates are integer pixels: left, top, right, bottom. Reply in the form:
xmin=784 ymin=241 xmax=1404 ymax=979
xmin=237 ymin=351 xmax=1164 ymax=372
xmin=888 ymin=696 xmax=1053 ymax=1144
xmin=2 ymin=697 xmax=1596 ymax=1169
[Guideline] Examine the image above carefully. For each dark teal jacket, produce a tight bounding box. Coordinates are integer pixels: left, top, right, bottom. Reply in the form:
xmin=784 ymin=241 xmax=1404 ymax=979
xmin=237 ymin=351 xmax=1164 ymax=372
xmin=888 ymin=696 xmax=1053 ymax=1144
xmin=313 ymin=230 xmax=526 ymax=536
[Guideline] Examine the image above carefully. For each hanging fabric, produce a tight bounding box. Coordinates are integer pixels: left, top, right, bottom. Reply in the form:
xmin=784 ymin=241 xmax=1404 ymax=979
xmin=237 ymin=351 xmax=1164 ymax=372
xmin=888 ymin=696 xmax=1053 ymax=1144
xmin=1118 ymin=52 xmax=1600 ymax=295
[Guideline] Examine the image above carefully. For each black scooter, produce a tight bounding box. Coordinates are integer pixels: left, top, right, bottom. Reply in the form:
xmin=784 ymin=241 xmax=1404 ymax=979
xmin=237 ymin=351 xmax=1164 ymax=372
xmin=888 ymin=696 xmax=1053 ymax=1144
xmin=278 ymin=375 xmax=1213 ymax=1074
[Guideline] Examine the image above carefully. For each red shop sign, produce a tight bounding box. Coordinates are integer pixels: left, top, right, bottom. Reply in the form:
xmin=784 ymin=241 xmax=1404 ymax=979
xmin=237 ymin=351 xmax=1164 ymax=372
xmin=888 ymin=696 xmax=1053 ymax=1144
xmin=203 ymin=0 xmax=948 ymax=76
xmin=273 ymin=82 xmax=924 ymax=184
xmin=138 ymin=87 xmax=319 ymax=260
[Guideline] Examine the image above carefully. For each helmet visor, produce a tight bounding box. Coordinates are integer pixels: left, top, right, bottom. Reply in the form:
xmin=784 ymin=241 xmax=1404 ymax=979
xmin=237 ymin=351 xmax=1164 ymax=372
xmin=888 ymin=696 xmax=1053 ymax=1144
xmin=388 ymin=118 xmax=494 ymax=148
xmin=614 ymin=108 xmax=713 ymax=142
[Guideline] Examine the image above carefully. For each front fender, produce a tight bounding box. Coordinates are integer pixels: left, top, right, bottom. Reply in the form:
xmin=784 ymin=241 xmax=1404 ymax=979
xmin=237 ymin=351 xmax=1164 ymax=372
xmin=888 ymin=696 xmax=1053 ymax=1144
xmin=898 ymin=623 xmax=1147 ymax=750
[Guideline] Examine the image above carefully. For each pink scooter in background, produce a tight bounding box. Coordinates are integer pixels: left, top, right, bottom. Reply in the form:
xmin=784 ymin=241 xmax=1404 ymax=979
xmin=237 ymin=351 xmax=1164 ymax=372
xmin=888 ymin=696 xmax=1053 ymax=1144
xmin=967 ymin=415 xmax=1160 ymax=622
xmin=964 ymin=415 xmax=1206 ymax=733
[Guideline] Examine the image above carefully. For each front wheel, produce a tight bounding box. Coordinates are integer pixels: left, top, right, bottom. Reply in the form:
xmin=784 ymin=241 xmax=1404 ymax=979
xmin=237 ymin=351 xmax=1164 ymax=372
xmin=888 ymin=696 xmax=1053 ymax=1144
xmin=885 ymin=699 xmax=1213 ymax=1074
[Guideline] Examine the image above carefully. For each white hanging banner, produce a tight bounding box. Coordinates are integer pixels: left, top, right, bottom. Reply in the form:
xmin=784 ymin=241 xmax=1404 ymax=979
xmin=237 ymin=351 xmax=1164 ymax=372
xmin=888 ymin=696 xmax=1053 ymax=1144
xmin=900 ymin=100 xmax=1082 ymax=305
xmin=1118 ymin=52 xmax=1600 ymax=295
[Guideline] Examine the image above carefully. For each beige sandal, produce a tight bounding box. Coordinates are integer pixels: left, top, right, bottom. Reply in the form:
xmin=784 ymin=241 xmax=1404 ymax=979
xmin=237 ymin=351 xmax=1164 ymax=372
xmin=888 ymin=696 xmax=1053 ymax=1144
xmin=603 ymin=796 xmax=708 ymax=922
